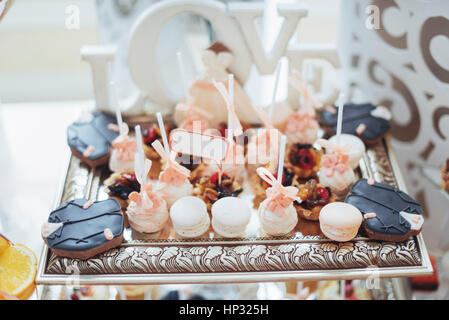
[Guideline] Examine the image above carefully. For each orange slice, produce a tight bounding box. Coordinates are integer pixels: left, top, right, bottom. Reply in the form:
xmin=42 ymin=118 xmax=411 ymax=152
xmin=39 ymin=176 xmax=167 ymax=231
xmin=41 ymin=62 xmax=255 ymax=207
xmin=0 ymin=234 xmax=11 ymax=255
xmin=0 ymin=291 xmax=19 ymax=300
xmin=0 ymin=243 xmax=37 ymax=300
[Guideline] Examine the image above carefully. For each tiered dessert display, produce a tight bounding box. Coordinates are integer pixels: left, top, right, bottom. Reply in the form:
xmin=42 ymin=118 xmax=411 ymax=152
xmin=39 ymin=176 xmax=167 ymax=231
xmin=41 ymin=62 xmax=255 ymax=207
xmin=37 ymin=42 xmax=432 ymax=287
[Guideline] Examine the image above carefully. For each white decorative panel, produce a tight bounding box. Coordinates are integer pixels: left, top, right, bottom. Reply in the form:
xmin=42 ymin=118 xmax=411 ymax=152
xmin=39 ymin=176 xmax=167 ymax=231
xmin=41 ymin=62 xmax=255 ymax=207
xmin=338 ymin=0 xmax=449 ymax=250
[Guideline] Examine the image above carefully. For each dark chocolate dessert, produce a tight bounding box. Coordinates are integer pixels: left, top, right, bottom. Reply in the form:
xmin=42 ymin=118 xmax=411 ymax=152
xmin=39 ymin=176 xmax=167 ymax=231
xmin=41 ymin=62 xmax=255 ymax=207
xmin=320 ymin=103 xmax=391 ymax=144
xmin=67 ymin=112 xmax=119 ymax=167
xmin=42 ymin=199 xmax=124 ymax=260
xmin=345 ymin=179 xmax=423 ymax=242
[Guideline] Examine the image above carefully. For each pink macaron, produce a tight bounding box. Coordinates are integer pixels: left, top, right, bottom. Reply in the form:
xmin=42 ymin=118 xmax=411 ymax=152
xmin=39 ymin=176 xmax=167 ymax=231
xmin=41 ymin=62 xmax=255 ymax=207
xmin=319 ymin=202 xmax=362 ymax=242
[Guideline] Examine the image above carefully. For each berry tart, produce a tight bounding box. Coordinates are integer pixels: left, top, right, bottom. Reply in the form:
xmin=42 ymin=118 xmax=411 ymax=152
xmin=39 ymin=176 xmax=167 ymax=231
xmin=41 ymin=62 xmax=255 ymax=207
xmin=294 ymin=179 xmax=338 ymax=221
xmin=104 ymin=172 xmax=140 ymax=211
xmin=287 ymin=143 xmax=322 ymax=179
xmin=192 ymin=172 xmax=243 ymax=212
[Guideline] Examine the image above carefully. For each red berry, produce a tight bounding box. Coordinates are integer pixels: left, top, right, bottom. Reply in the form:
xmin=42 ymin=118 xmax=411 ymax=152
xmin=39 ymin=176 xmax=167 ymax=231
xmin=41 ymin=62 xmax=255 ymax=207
xmin=70 ymin=293 xmax=80 ymax=300
xmin=143 ymin=126 xmax=157 ymax=144
xmin=218 ymin=126 xmax=226 ymax=138
xmin=123 ymin=173 xmax=136 ymax=181
xmin=210 ymin=172 xmax=228 ymax=185
xmin=298 ymin=148 xmax=315 ymax=170
xmin=273 ymin=172 xmax=286 ymax=185
xmin=317 ymin=187 xmax=330 ymax=200
xmin=345 ymin=283 xmax=354 ymax=297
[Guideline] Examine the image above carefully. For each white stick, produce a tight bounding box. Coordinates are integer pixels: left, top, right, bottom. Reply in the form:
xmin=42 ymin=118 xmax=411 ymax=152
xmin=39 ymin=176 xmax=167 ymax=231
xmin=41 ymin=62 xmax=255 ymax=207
xmin=269 ymin=60 xmax=282 ymax=121
xmin=336 ymin=92 xmax=345 ymax=147
xmin=277 ymin=135 xmax=287 ymax=183
xmin=111 ymin=81 xmax=124 ymax=135
xmin=156 ymin=112 xmax=170 ymax=154
xmin=135 ymin=125 xmax=146 ymax=185
xmin=227 ymin=74 xmax=234 ymax=142
xmin=176 ymin=51 xmax=190 ymax=100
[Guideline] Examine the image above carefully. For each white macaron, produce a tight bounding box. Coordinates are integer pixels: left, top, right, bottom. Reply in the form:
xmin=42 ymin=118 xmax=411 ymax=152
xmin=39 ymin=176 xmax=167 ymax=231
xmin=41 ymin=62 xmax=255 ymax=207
xmin=170 ymin=196 xmax=210 ymax=238
xmin=211 ymin=197 xmax=251 ymax=238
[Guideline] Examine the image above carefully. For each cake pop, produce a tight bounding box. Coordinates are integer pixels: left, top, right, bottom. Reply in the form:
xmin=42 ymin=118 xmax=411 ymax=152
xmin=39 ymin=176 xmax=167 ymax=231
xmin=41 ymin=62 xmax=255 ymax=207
xmin=108 ymin=98 xmax=138 ymax=173
xmin=316 ymin=138 xmax=355 ymax=198
xmin=257 ymin=136 xmax=301 ymax=236
xmin=284 ymin=69 xmax=321 ymax=145
xmin=126 ymin=126 xmax=168 ymax=236
xmin=257 ymin=167 xmax=300 ymax=236
xmin=152 ymin=140 xmax=193 ymax=208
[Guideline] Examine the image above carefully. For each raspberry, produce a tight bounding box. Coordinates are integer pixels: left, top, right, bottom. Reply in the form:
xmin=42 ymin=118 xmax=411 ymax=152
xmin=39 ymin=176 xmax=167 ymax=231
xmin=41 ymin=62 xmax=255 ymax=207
xmin=123 ymin=173 xmax=136 ymax=181
xmin=317 ymin=187 xmax=330 ymax=200
xmin=297 ymin=148 xmax=314 ymax=170
xmin=70 ymin=293 xmax=80 ymax=300
xmin=273 ymin=172 xmax=286 ymax=185
xmin=210 ymin=172 xmax=228 ymax=185
xmin=143 ymin=126 xmax=157 ymax=144
xmin=218 ymin=125 xmax=227 ymax=138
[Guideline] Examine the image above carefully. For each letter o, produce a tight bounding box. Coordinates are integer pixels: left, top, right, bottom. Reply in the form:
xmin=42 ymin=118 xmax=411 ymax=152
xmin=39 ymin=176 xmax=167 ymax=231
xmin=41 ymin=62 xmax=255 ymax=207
xmin=128 ymin=0 xmax=252 ymax=107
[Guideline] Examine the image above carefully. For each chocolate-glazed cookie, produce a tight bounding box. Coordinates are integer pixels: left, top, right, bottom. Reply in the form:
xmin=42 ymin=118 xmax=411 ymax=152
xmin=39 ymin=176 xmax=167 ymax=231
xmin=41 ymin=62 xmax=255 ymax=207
xmin=67 ymin=112 xmax=119 ymax=167
xmin=345 ymin=179 xmax=423 ymax=242
xmin=320 ymin=103 xmax=391 ymax=145
xmin=42 ymin=198 xmax=124 ymax=260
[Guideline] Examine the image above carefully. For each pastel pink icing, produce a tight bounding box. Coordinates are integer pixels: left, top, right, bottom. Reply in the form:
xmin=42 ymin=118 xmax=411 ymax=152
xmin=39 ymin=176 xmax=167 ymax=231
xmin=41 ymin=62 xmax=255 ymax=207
xmin=257 ymin=167 xmax=301 ymax=216
xmin=285 ymin=110 xmax=319 ymax=134
xmin=321 ymin=152 xmax=351 ymax=177
xmin=111 ymin=124 xmax=137 ymax=161
xmin=152 ymin=140 xmax=191 ymax=187
xmin=126 ymin=158 xmax=168 ymax=233
xmin=316 ymin=138 xmax=352 ymax=177
xmin=175 ymin=100 xmax=211 ymax=133
xmin=127 ymin=184 xmax=168 ymax=233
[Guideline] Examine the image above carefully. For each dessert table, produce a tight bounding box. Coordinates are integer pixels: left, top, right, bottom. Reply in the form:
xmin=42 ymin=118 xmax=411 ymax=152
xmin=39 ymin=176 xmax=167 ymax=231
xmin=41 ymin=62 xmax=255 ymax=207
xmin=0 ymin=92 xmax=429 ymax=301
xmin=35 ymin=114 xmax=432 ymax=286
xmin=0 ymin=0 xmax=441 ymax=301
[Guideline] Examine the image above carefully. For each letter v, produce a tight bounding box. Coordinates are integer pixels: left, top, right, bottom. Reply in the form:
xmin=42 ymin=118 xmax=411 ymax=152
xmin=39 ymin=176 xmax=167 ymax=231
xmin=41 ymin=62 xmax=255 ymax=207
xmin=229 ymin=3 xmax=307 ymax=74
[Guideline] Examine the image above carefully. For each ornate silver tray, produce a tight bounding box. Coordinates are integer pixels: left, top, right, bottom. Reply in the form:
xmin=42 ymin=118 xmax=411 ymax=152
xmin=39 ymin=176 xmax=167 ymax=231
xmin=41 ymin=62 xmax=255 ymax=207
xmin=36 ymin=137 xmax=432 ymax=285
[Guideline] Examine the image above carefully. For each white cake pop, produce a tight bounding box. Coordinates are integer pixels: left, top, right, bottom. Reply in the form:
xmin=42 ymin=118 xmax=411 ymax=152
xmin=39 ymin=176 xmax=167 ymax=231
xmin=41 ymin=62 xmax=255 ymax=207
xmin=316 ymin=138 xmax=356 ymax=198
xmin=152 ymin=140 xmax=193 ymax=208
xmin=328 ymin=134 xmax=365 ymax=169
xmin=256 ymin=136 xmax=301 ymax=236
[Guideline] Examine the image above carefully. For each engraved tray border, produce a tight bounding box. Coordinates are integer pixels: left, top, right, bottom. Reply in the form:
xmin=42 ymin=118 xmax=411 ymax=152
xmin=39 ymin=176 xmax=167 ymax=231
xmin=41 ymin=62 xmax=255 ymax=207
xmin=36 ymin=137 xmax=433 ymax=285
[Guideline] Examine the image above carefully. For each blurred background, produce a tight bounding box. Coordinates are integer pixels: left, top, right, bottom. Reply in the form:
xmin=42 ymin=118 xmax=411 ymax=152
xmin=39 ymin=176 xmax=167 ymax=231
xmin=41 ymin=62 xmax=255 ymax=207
xmin=0 ymin=0 xmax=339 ymax=103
